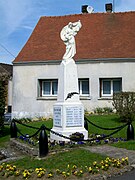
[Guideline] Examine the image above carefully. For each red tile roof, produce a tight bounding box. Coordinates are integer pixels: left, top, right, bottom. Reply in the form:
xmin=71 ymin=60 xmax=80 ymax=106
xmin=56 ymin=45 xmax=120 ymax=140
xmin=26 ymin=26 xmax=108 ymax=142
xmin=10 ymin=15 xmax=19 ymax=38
xmin=14 ymin=12 xmax=135 ymax=63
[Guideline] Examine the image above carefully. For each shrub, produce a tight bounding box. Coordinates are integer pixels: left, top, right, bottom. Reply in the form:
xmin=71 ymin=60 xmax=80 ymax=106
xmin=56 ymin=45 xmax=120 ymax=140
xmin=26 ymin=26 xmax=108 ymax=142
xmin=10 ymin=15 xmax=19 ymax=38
xmin=0 ymin=74 xmax=8 ymax=131
xmin=94 ymin=107 xmax=113 ymax=115
xmin=113 ymin=92 xmax=135 ymax=122
xmin=103 ymin=107 xmax=113 ymax=114
xmin=94 ymin=107 xmax=104 ymax=114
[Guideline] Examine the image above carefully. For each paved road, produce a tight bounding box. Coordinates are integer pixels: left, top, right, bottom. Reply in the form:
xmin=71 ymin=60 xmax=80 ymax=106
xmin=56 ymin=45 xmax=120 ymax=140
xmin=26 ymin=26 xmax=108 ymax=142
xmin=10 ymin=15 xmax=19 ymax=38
xmin=111 ymin=168 xmax=135 ymax=180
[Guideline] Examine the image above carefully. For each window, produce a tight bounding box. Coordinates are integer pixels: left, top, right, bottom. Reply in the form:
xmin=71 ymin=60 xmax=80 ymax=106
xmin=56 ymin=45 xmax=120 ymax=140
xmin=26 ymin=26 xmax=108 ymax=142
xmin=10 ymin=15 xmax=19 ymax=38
xmin=38 ymin=78 xmax=89 ymax=97
xmin=38 ymin=79 xmax=58 ymax=96
xmin=78 ymin=79 xmax=89 ymax=95
xmin=100 ymin=78 xmax=122 ymax=97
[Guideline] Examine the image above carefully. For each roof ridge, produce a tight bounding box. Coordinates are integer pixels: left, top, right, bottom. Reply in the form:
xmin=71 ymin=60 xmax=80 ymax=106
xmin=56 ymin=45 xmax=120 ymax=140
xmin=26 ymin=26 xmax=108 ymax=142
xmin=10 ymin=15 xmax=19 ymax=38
xmin=40 ymin=11 xmax=135 ymax=19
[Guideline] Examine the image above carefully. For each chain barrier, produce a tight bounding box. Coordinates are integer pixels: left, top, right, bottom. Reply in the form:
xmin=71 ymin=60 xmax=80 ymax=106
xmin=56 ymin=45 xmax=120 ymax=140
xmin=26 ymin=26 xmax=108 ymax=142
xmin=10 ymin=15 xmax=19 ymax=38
xmin=13 ymin=118 xmax=128 ymax=142
xmin=45 ymin=126 xmax=73 ymax=141
xmin=14 ymin=119 xmax=39 ymax=130
xmin=13 ymin=119 xmax=41 ymax=138
xmin=44 ymin=123 xmax=127 ymax=142
xmin=100 ymin=123 xmax=128 ymax=139
xmin=84 ymin=116 xmax=128 ymax=130
xmin=16 ymin=126 xmax=42 ymax=139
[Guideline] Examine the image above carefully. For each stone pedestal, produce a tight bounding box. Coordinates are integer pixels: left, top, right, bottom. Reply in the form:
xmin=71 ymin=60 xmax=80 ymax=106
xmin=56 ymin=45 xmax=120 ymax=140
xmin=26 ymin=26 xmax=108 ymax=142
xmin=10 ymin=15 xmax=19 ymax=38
xmin=50 ymin=59 xmax=88 ymax=141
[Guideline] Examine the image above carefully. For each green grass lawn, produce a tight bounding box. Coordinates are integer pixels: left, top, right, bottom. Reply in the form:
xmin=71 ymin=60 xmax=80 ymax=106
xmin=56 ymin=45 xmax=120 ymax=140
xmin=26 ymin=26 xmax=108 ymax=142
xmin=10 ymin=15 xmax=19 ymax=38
xmin=0 ymin=114 xmax=135 ymax=148
xmin=16 ymin=120 xmax=53 ymax=137
xmin=110 ymin=140 xmax=135 ymax=150
xmin=10 ymin=148 xmax=106 ymax=170
xmin=86 ymin=114 xmax=132 ymax=139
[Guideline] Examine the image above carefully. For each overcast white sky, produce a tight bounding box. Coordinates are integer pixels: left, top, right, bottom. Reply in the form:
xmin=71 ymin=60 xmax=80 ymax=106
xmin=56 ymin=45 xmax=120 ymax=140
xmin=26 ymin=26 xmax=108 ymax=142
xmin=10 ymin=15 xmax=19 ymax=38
xmin=0 ymin=0 xmax=135 ymax=64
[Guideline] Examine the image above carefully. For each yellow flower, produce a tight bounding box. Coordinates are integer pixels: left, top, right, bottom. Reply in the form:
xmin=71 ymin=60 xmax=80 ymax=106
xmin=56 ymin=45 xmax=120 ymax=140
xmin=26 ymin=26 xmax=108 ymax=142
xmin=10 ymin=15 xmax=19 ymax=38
xmin=73 ymin=170 xmax=78 ymax=175
xmin=67 ymin=164 xmax=70 ymax=168
xmin=56 ymin=169 xmax=61 ymax=173
xmin=37 ymin=173 xmax=42 ymax=178
xmin=89 ymin=167 xmax=92 ymax=172
xmin=106 ymin=157 xmax=110 ymax=161
xmin=100 ymin=160 xmax=104 ymax=165
xmin=105 ymin=160 xmax=108 ymax=163
xmin=117 ymin=161 xmax=121 ymax=164
xmin=15 ymin=170 xmax=20 ymax=176
xmin=67 ymin=172 xmax=70 ymax=176
xmin=93 ymin=161 xmax=97 ymax=166
xmin=0 ymin=165 xmax=4 ymax=172
xmin=6 ymin=164 xmax=10 ymax=168
xmin=35 ymin=168 xmax=39 ymax=171
xmin=23 ymin=173 xmax=27 ymax=178
xmin=48 ymin=173 xmax=53 ymax=178
xmin=101 ymin=165 xmax=104 ymax=169
xmin=9 ymin=166 xmax=14 ymax=171
xmin=22 ymin=170 xmax=31 ymax=178
xmin=42 ymin=170 xmax=45 ymax=174
xmin=80 ymin=170 xmax=83 ymax=174
xmin=72 ymin=165 xmax=77 ymax=169
xmin=13 ymin=165 xmax=16 ymax=170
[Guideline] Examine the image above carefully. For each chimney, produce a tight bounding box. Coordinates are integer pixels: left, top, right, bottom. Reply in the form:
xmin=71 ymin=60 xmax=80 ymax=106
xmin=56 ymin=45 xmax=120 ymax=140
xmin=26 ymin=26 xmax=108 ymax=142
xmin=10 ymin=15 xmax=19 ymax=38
xmin=82 ymin=5 xmax=94 ymax=14
xmin=105 ymin=3 xmax=112 ymax=13
xmin=82 ymin=5 xmax=88 ymax=13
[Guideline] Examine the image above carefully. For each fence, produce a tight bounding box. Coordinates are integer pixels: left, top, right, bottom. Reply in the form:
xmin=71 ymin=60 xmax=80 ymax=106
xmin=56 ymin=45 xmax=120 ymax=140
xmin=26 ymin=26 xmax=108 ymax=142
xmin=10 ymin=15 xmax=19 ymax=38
xmin=10 ymin=116 xmax=134 ymax=158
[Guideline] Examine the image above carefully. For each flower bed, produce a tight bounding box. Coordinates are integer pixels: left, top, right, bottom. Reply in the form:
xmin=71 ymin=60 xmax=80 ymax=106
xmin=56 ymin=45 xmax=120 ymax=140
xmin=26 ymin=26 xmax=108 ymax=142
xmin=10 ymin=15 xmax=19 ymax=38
xmin=0 ymin=157 xmax=129 ymax=179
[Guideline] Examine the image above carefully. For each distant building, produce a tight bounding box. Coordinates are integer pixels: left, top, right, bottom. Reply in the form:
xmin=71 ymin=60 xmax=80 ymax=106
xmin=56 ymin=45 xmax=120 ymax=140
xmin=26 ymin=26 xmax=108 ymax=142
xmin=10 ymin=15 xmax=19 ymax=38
xmin=12 ymin=11 xmax=135 ymax=119
xmin=0 ymin=63 xmax=13 ymax=113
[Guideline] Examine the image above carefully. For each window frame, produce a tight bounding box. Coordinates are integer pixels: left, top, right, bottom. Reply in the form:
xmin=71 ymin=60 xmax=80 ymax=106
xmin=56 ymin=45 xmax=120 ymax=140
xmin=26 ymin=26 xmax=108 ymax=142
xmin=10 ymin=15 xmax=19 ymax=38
xmin=78 ymin=78 xmax=89 ymax=96
xmin=38 ymin=79 xmax=58 ymax=97
xmin=100 ymin=78 xmax=122 ymax=97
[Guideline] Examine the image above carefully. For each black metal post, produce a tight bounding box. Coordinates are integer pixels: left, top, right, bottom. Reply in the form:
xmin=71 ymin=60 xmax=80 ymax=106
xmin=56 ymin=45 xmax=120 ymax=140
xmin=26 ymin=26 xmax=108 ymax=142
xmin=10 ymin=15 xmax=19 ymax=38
xmin=39 ymin=125 xmax=48 ymax=157
xmin=84 ymin=117 xmax=88 ymax=131
xmin=127 ymin=123 xmax=134 ymax=140
xmin=10 ymin=121 xmax=17 ymax=138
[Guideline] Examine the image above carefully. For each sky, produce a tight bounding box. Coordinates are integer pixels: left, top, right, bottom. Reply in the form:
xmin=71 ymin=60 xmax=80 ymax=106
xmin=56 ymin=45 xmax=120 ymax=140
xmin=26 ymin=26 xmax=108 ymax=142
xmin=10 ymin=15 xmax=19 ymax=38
xmin=0 ymin=0 xmax=135 ymax=64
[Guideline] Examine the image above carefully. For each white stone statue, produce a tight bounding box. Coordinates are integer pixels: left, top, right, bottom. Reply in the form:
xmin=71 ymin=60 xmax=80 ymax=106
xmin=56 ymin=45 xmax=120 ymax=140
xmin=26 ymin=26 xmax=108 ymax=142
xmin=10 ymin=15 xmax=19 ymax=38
xmin=60 ymin=20 xmax=82 ymax=60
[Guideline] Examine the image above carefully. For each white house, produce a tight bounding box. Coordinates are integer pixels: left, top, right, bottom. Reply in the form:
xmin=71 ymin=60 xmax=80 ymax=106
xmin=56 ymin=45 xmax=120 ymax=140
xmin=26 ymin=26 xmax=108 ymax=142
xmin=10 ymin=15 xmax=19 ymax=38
xmin=12 ymin=11 xmax=135 ymax=119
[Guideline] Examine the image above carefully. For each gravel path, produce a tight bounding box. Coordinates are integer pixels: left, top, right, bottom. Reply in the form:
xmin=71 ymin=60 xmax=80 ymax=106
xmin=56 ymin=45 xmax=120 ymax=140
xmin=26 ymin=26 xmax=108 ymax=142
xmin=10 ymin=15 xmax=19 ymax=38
xmin=82 ymin=145 xmax=135 ymax=165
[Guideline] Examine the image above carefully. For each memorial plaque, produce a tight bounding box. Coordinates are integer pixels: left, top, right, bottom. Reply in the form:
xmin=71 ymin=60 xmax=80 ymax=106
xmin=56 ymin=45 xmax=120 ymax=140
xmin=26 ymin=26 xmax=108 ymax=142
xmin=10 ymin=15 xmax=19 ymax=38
xmin=66 ymin=106 xmax=83 ymax=127
xmin=53 ymin=106 xmax=62 ymax=127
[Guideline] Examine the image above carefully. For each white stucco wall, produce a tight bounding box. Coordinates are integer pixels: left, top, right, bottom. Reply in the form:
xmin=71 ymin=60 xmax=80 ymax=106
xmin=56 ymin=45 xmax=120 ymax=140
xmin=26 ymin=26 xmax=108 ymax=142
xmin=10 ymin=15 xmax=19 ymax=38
xmin=8 ymin=78 xmax=12 ymax=106
xmin=12 ymin=63 xmax=59 ymax=119
xmin=12 ymin=60 xmax=135 ymax=119
xmin=78 ymin=61 xmax=135 ymax=111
